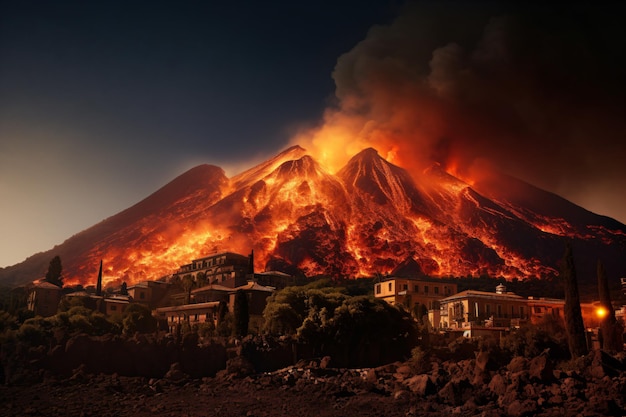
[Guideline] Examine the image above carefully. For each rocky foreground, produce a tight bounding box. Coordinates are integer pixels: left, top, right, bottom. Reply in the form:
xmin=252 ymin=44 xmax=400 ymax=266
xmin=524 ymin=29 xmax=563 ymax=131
xmin=1 ymin=349 xmax=624 ymax=417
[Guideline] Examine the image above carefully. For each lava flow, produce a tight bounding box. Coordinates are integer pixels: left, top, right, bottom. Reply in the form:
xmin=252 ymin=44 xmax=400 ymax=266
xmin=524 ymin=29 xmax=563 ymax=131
xmin=2 ymin=146 xmax=626 ymax=285
xmin=2 ymin=145 xmax=625 ymax=288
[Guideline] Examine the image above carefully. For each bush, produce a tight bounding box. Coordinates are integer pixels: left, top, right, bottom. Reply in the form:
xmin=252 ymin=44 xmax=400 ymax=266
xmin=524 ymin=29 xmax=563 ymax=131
xmin=16 ymin=323 xmax=49 ymax=346
xmin=500 ymin=315 xmax=569 ymax=360
xmin=69 ymin=314 xmax=94 ymax=334
xmin=408 ymin=346 xmax=431 ymax=374
xmin=122 ymin=303 xmax=157 ymax=335
xmin=0 ymin=311 xmax=18 ymax=333
xmin=217 ymin=313 xmax=233 ymax=337
xmin=263 ymin=303 xmax=301 ymax=335
xmin=195 ymin=321 xmax=216 ymax=339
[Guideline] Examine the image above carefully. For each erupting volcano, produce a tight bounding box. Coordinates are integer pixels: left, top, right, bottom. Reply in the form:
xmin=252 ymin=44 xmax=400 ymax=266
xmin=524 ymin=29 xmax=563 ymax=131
xmin=1 ymin=145 xmax=625 ymax=288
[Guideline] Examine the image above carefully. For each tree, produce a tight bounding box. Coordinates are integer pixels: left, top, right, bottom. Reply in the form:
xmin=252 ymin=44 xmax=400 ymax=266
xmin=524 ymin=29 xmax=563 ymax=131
xmin=561 ymin=244 xmax=588 ymax=358
xmin=597 ymin=260 xmax=623 ymax=352
xmin=196 ymin=272 xmax=207 ymax=288
xmin=233 ymin=289 xmax=249 ymax=337
xmin=120 ymin=282 xmax=128 ymax=296
xmin=182 ymin=274 xmax=195 ymax=304
xmin=44 ymin=255 xmax=63 ymax=287
xmin=122 ymin=303 xmax=156 ymax=335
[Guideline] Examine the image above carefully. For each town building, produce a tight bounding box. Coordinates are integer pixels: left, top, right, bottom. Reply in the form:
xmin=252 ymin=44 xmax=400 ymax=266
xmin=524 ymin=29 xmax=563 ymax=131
xmin=156 ymin=301 xmax=221 ymax=334
xmin=27 ymin=281 xmax=62 ymax=317
xmin=436 ymin=284 xmax=529 ymax=338
xmin=527 ymin=297 xmax=609 ymax=330
xmin=174 ymin=251 xmax=252 ymax=288
xmin=374 ymin=276 xmax=457 ymax=311
xmin=127 ymin=280 xmax=172 ymax=309
xmin=155 ymin=281 xmax=275 ymax=334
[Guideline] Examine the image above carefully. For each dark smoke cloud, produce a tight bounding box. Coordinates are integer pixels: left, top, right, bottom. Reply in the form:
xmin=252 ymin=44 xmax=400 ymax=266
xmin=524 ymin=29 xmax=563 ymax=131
xmin=300 ymin=2 xmax=626 ymax=222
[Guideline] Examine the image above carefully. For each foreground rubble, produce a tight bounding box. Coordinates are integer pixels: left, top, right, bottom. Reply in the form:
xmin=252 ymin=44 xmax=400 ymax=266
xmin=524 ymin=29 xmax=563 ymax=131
xmin=1 ymin=349 xmax=624 ymax=416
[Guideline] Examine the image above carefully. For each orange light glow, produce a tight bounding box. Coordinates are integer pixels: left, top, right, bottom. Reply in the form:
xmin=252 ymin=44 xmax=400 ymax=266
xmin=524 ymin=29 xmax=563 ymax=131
xmin=596 ymin=307 xmax=608 ymax=319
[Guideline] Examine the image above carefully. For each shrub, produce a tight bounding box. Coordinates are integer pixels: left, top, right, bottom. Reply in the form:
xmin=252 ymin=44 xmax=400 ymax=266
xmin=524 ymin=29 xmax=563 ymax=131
xmin=122 ymin=303 xmax=157 ymax=335
xmin=263 ymin=302 xmax=301 ymax=335
xmin=69 ymin=314 xmax=94 ymax=334
xmin=16 ymin=323 xmax=49 ymax=346
xmin=0 ymin=311 xmax=17 ymax=333
xmin=500 ymin=315 xmax=569 ymax=360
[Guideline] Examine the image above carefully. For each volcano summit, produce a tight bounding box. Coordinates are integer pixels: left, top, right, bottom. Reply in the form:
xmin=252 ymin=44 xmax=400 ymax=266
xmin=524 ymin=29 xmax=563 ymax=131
xmin=2 ymin=146 xmax=625 ymax=288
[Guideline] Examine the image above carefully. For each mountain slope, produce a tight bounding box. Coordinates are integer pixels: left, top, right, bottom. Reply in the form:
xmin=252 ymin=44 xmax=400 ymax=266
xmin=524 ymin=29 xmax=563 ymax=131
xmin=0 ymin=165 xmax=228 ymax=287
xmin=1 ymin=146 xmax=624 ymax=288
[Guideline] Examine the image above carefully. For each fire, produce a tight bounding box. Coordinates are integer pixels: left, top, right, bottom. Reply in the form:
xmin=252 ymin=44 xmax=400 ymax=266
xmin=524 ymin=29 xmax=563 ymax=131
xmin=55 ymin=140 xmax=620 ymax=288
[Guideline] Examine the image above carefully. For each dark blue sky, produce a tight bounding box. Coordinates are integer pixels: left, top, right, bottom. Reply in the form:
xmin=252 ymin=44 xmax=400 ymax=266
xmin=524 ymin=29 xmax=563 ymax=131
xmin=0 ymin=1 xmax=399 ymax=266
xmin=1 ymin=1 xmax=624 ymax=267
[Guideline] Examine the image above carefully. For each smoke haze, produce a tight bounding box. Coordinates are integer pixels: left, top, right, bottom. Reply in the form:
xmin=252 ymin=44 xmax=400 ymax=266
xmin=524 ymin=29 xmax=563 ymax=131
xmin=294 ymin=2 xmax=625 ymax=220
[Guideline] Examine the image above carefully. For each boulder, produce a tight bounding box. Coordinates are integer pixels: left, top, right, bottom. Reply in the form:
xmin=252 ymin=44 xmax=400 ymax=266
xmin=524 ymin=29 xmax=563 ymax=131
xmin=404 ymin=374 xmax=436 ymax=396
xmin=487 ymin=373 xmax=507 ymax=396
xmin=590 ymin=349 xmax=625 ymax=379
xmin=507 ymin=399 xmax=537 ymax=417
xmin=529 ymin=354 xmax=553 ymax=383
xmin=164 ymin=362 xmax=187 ymax=383
xmin=319 ymin=356 xmax=332 ymax=369
xmin=437 ymin=377 xmax=473 ymax=406
xmin=226 ymin=356 xmax=255 ymax=378
xmin=507 ymin=356 xmax=528 ymax=374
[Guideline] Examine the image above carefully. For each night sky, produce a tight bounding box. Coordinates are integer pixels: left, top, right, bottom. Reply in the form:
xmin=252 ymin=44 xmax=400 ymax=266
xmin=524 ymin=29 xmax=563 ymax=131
xmin=1 ymin=1 xmax=624 ymax=267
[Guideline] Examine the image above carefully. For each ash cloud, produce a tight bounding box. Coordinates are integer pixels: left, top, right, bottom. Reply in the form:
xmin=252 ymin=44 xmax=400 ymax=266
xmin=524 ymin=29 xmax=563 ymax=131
xmin=296 ymin=2 xmax=626 ymax=222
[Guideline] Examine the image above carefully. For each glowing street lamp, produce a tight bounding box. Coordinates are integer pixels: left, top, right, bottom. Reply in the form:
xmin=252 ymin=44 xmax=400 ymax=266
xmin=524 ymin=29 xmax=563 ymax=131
xmin=595 ymin=306 xmax=608 ymax=319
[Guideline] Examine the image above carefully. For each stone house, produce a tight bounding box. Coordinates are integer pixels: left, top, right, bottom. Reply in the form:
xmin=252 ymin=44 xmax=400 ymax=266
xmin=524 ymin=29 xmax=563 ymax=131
xmin=437 ymin=284 xmax=529 ymax=330
xmin=27 ymin=281 xmax=62 ymax=317
xmin=374 ymin=277 xmax=457 ymax=311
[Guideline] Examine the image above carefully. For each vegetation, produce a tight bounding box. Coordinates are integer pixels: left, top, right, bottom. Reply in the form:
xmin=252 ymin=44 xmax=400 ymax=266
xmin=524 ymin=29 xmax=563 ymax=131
xmin=233 ymin=289 xmax=249 ymax=337
xmin=597 ymin=260 xmax=623 ymax=352
xmin=262 ymin=279 xmax=419 ymax=366
xmin=45 ymin=255 xmax=63 ymax=287
xmin=500 ymin=314 xmax=569 ymax=359
xmin=561 ymin=244 xmax=588 ymax=358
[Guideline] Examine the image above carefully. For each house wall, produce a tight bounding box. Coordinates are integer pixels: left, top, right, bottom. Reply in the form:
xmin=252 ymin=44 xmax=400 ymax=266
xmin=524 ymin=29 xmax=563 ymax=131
xmin=158 ymin=304 xmax=220 ymax=333
xmin=375 ymin=279 xmax=457 ymax=310
xmin=28 ymin=287 xmax=62 ymax=317
xmin=175 ymin=253 xmax=250 ymax=288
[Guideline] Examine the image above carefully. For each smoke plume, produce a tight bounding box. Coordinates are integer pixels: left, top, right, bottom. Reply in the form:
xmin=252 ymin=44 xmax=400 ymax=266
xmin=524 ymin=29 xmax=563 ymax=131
xmin=292 ymin=2 xmax=625 ymax=221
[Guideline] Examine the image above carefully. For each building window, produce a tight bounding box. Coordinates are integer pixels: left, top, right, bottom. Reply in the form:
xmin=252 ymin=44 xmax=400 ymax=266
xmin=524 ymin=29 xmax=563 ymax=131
xmin=444 ymin=286 xmax=449 ymax=295
xmin=110 ymin=305 xmax=117 ymax=311
xmin=520 ymin=306 xmax=525 ymax=317
xmin=496 ymin=305 xmax=502 ymax=317
xmin=375 ymin=284 xmax=381 ymax=295
xmin=424 ymin=286 xmax=429 ymax=294
xmin=434 ymin=287 xmax=439 ymax=295
xmin=140 ymin=292 xmax=145 ymax=299
xmin=486 ymin=304 xmax=491 ymax=316
xmin=388 ymin=282 xmax=392 ymax=292
xmin=402 ymin=284 xmax=408 ymax=291
xmin=414 ymin=285 xmax=419 ymax=293
xmin=534 ymin=306 xmax=542 ymax=314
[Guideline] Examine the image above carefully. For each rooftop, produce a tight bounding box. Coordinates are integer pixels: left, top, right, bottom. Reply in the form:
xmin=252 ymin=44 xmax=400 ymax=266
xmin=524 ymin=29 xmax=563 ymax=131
xmin=439 ymin=289 xmax=525 ymax=302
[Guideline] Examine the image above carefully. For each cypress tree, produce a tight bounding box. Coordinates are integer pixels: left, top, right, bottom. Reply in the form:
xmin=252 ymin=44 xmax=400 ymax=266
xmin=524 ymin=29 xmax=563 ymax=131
xmin=561 ymin=244 xmax=588 ymax=358
xmin=96 ymin=260 xmax=103 ymax=296
xmin=597 ymin=260 xmax=622 ymax=352
xmin=233 ymin=289 xmax=249 ymax=338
